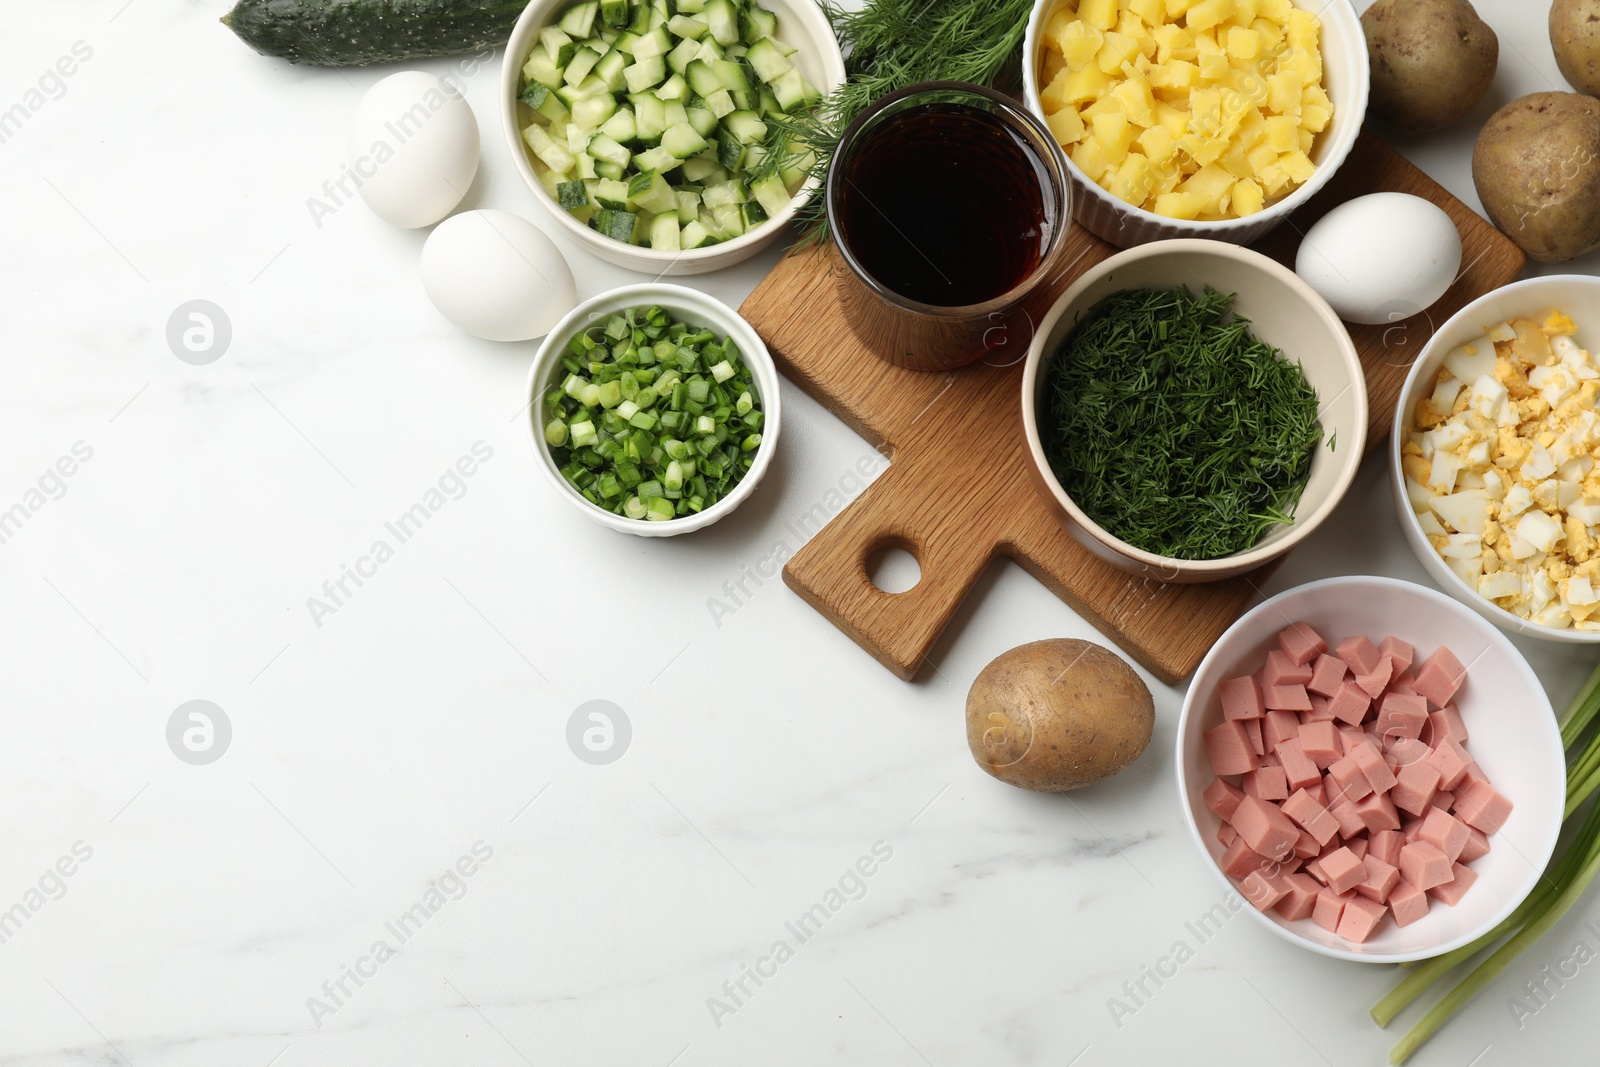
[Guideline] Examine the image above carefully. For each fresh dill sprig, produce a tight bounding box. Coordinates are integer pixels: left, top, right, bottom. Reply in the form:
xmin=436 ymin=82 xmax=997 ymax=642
xmin=752 ymin=0 xmax=1038 ymax=248
xmin=1039 ymin=287 xmax=1325 ymax=561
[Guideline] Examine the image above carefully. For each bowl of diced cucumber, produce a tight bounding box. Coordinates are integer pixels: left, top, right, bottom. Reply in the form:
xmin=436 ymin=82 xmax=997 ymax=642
xmin=502 ymin=0 xmax=845 ymax=274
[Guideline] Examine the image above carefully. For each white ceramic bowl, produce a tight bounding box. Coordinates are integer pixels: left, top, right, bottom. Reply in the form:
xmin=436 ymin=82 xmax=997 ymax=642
xmin=501 ymin=0 xmax=846 ymax=276
xmin=1177 ymin=576 xmax=1566 ymax=963
xmin=1021 ymin=0 xmax=1370 ymax=248
xmin=524 ymin=283 xmax=782 ymax=536
xmin=1391 ymin=275 xmax=1600 ymax=644
xmin=1020 ymin=239 xmax=1367 ymax=582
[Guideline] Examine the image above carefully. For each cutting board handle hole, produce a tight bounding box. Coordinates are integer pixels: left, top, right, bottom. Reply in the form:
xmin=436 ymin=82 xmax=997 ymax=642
xmin=866 ymin=545 xmax=922 ymax=595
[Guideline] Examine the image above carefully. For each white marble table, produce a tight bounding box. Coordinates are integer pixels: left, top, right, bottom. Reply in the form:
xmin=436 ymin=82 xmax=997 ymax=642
xmin=3 ymin=1 xmax=1598 ymax=1064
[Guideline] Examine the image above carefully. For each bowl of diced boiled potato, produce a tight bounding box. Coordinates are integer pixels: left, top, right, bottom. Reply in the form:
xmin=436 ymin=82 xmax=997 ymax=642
xmin=1022 ymin=0 xmax=1369 ymax=248
xmin=1392 ymin=275 xmax=1600 ymax=643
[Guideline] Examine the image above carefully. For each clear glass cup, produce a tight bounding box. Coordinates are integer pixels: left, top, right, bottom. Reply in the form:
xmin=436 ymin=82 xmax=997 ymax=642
xmin=825 ymin=81 xmax=1075 ymax=372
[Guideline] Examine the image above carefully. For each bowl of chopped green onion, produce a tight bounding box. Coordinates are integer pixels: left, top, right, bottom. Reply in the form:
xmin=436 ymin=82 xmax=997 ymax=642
xmin=526 ymin=283 xmax=780 ymax=535
xmin=1020 ymin=238 xmax=1367 ymax=581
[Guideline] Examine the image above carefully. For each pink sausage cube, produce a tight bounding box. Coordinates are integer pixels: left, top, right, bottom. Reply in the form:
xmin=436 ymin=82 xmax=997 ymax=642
xmin=1347 ymin=836 xmax=1370 ymax=861
xmin=1278 ymin=621 xmax=1329 ymax=666
xmin=1203 ymin=778 xmax=1246 ymax=821
xmin=1264 ymin=709 xmax=1302 ymax=750
xmin=1388 ymin=879 xmax=1431 ymax=927
xmin=1376 ymin=692 xmax=1429 ymax=743
xmin=1242 ymin=765 xmax=1290 ymax=802
xmin=1205 ymin=720 xmax=1260 ymax=776
xmin=1399 ymin=841 xmax=1453 ymax=891
xmin=1384 ymin=737 xmax=1432 ymax=771
xmin=1275 ymin=737 xmax=1323 ymax=792
xmin=1328 ymin=756 xmax=1373 ymax=801
xmin=1274 ymin=872 xmax=1322 ymax=920
xmin=1354 ymin=792 xmax=1402 ymax=834
xmin=1282 ymin=788 xmax=1340 ymax=847
xmin=1328 ymin=682 xmax=1372 ymax=727
xmin=1265 ymin=683 xmax=1313 ymax=712
xmin=1354 ymin=656 xmax=1395 ymax=701
xmin=1413 ymin=646 xmax=1467 ymax=709
xmin=1460 ymin=827 xmax=1491 ymax=863
xmin=1337 ymin=895 xmax=1389 ymax=943
xmin=1369 ymin=829 xmax=1404 ymax=867
xmin=1454 ymin=779 xmax=1513 ymax=835
xmin=1391 ymin=761 xmax=1444 ymax=818
xmin=1355 ymin=855 xmax=1402 ymax=903
xmin=1220 ymin=838 xmax=1271 ymax=879
xmin=1266 ymin=649 xmax=1316 ymax=686
xmin=1337 ymin=635 xmax=1381 ymax=674
xmin=1241 ymin=868 xmax=1287 ymax=912
xmin=1220 ymin=675 xmax=1266 ymax=720
xmin=1329 ymin=800 xmax=1368 ymax=839
xmin=1308 ymin=654 xmax=1350 ymax=697
xmin=1217 ymin=822 xmax=1238 ymax=846
xmin=1425 ymin=739 xmax=1473 ymax=792
xmin=1388 ymin=674 xmax=1419 ymax=698
xmin=1305 ymin=694 xmax=1337 ymax=723
xmin=1299 ymin=721 xmax=1343 ymax=769
xmin=1417 ymin=808 xmax=1469 ymax=864
xmin=1244 ymin=717 xmax=1265 ymax=756
xmin=1294 ymin=829 xmax=1323 ymax=860
xmin=1312 ymin=889 xmax=1350 ymax=932
xmin=1322 ymin=771 xmax=1349 ymax=809
xmin=1232 ymin=796 xmax=1300 ymax=862
xmin=1429 ymin=706 xmax=1469 ymax=746
xmin=1321 ymin=845 xmax=1366 ymax=895
xmin=1339 ymin=726 xmax=1370 ymax=753
xmin=1380 ymin=636 xmax=1415 ymax=676
xmin=1305 ymin=855 xmax=1330 ymax=886
xmin=1430 ymin=862 xmax=1480 ymax=906
xmin=1351 ymin=740 xmax=1398 ymax=794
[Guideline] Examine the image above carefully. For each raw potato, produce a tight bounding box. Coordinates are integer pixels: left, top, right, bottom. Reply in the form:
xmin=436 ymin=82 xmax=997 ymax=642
xmin=1473 ymin=91 xmax=1600 ymax=262
xmin=965 ymin=639 xmax=1153 ymax=792
xmin=1553 ymin=0 xmax=1600 ymax=98
xmin=1362 ymin=0 xmax=1498 ymax=133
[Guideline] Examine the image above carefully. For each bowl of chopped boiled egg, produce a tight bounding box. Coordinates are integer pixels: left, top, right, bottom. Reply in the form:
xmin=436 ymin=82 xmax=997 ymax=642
xmin=1391 ymin=275 xmax=1600 ymax=641
xmin=1021 ymin=0 xmax=1369 ymax=248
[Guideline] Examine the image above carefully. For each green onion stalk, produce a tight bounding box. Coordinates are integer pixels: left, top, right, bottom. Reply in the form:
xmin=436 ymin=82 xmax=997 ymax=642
xmin=1372 ymin=658 xmax=1600 ymax=1064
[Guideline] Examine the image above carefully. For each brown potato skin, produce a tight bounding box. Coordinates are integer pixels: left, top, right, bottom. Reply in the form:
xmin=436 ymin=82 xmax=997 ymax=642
xmin=965 ymin=639 xmax=1154 ymax=792
xmin=1472 ymin=91 xmax=1600 ymax=262
xmin=1363 ymin=0 xmax=1498 ymax=133
xmin=1553 ymin=0 xmax=1600 ymax=98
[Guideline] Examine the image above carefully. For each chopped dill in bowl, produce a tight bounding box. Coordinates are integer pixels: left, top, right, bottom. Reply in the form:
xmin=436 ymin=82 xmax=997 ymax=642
xmin=1039 ymin=286 xmax=1325 ymax=560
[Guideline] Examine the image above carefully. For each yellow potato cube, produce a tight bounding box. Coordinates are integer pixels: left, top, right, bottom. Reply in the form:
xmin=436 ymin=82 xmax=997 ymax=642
xmin=1041 ymin=48 xmax=1067 ymax=86
xmin=1246 ymin=139 xmax=1278 ymax=173
xmin=1154 ymin=190 xmax=1209 ymax=219
xmin=1232 ymin=0 xmax=1259 ymax=23
xmin=1282 ymin=47 xmax=1321 ymax=84
xmin=1193 ymin=29 xmax=1223 ymax=55
xmin=1266 ymin=70 xmax=1303 ymax=114
xmin=1264 ymin=114 xmax=1297 ymax=152
xmin=1188 ymin=87 xmax=1222 ymax=130
xmin=1232 ymin=178 xmax=1265 ymax=215
xmin=1116 ymin=11 xmax=1150 ymax=48
xmin=1180 ymin=162 xmax=1236 ymax=208
xmin=1057 ymin=20 xmax=1106 ymax=71
xmin=1256 ymin=161 xmax=1289 ymax=196
xmin=1080 ymin=0 xmax=1121 ymax=31
xmin=1258 ymin=0 xmax=1292 ymax=22
xmin=1298 ymin=127 xmax=1314 ymax=153
xmin=1138 ymin=123 xmax=1179 ymax=164
xmin=1250 ymin=16 xmax=1282 ymax=51
xmin=1185 ymin=0 xmax=1233 ymax=33
xmin=1153 ymin=163 xmax=1183 ymax=195
xmin=1221 ymin=142 xmax=1254 ymax=179
xmin=1046 ymin=106 xmax=1088 ymax=145
xmin=1199 ymin=50 xmax=1232 ymax=81
xmin=1279 ymin=149 xmax=1316 ymax=183
xmin=1152 ymin=23 xmax=1196 ymax=62
xmin=1043 ymin=8 xmax=1076 ymax=48
xmin=1165 ymin=0 xmax=1198 ymax=15
xmin=1093 ymin=111 xmax=1134 ymax=165
xmin=1040 ymin=68 xmax=1074 ymax=111
xmin=1108 ymin=152 xmax=1155 ymax=203
xmin=1150 ymin=59 xmax=1199 ymax=90
xmin=1112 ymin=76 xmax=1158 ymax=126
xmin=1300 ymin=102 xmax=1331 ymax=133
xmin=1128 ymin=0 xmax=1165 ymax=24
xmin=1302 ymin=83 xmax=1332 ymax=111
xmin=1081 ymin=93 xmax=1125 ymax=120
xmin=1287 ymin=8 xmax=1319 ymax=50
xmin=1155 ymin=101 xmax=1189 ymax=138
xmin=1098 ymin=32 xmax=1142 ymax=73
xmin=1226 ymin=25 xmax=1260 ymax=59
xmin=1058 ymin=64 xmax=1111 ymax=107
xmin=1071 ymin=136 xmax=1112 ymax=181
xmin=1233 ymin=102 xmax=1265 ymax=142
xmin=1177 ymin=131 xmax=1227 ymax=165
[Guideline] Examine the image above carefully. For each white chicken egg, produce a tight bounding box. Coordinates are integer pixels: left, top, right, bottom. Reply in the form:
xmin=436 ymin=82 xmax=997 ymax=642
xmin=1295 ymin=193 xmax=1463 ymax=325
xmin=349 ymin=72 xmax=479 ymax=229
xmin=420 ymin=210 xmax=576 ymax=342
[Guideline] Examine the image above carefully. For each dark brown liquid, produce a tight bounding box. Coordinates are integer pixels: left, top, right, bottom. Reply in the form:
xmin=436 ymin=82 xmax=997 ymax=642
xmin=835 ymin=102 xmax=1053 ymax=308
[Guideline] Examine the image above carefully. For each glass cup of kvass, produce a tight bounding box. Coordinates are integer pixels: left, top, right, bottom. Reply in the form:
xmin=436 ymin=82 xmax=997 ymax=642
xmin=826 ymin=81 xmax=1074 ymax=372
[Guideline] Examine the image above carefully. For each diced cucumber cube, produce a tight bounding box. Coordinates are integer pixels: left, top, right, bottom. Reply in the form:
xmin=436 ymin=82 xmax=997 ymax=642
xmin=634 ymin=144 xmax=682 ymax=174
xmin=681 ymin=219 xmax=714 ymax=247
xmin=704 ymin=88 xmax=735 ymax=118
xmin=745 ymin=37 xmax=791 ymax=83
xmin=566 ymin=124 xmax=591 ymax=153
xmin=685 ymin=105 xmax=719 ymax=137
xmin=649 ymin=213 xmax=681 ymax=251
xmin=740 ymin=200 xmax=768 ymax=228
xmin=701 ymin=180 xmax=746 ymax=208
xmin=599 ymin=27 xmax=620 ymax=44
xmin=752 ymin=173 xmax=792 ymax=217
xmin=732 ymin=88 xmax=756 ymax=110
xmin=628 ymin=171 xmax=679 ymax=214
xmin=587 ymin=132 xmax=631 ymax=167
xmin=523 ymin=50 xmax=563 ymax=89
xmin=676 ymin=0 xmax=706 ymax=12
xmin=623 ymin=55 xmax=665 ymax=94
xmin=668 ymin=13 xmax=708 ymax=38
xmin=591 ymin=208 xmax=640 ymax=244
xmin=656 ymin=73 xmax=689 ymax=101
xmin=715 ymin=131 xmax=743 ymax=170
xmin=740 ymin=5 xmax=778 ymax=43
xmin=614 ymin=30 xmax=640 ymax=54
xmin=558 ymin=1 xmax=599 ymax=38
xmin=723 ymin=110 xmax=767 ymax=144
xmin=686 ymin=60 xmax=723 ymax=97
xmin=520 ymin=81 xmax=550 ymax=111
xmin=667 ymin=36 xmax=701 ymax=75
xmin=599 ymin=107 xmax=637 ymax=143
xmin=594 ymin=177 xmax=631 ymax=209
xmin=541 ymin=25 xmax=576 ymax=66
xmin=594 ymin=159 xmax=625 ymax=180
xmin=600 ymin=0 xmax=629 ymax=29
xmin=571 ymin=92 xmax=617 ymax=131
xmin=576 ymin=152 xmax=597 ymax=178
xmin=704 ymin=0 xmax=739 ymax=45
xmin=675 ymin=188 xmax=702 ymax=222
xmin=711 ymin=59 xmax=750 ymax=92
xmin=710 ymin=202 xmax=745 ymax=236
xmin=557 ymin=179 xmax=591 ymax=210
xmin=770 ymin=68 xmax=814 ymax=110
xmin=662 ymin=122 xmax=709 ymax=159
xmin=632 ymin=25 xmax=672 ymax=60
xmin=632 ymin=93 xmax=667 ymax=140
xmin=663 ymin=100 xmax=690 ymax=129
xmin=693 ymin=38 xmax=725 ymax=63
xmin=537 ymin=165 xmax=562 ymax=199
xmin=757 ymin=86 xmax=780 ymax=114
xmin=563 ymin=45 xmax=604 ymax=87
xmin=594 ymin=47 xmax=628 ymax=90
xmin=744 ymin=143 xmax=766 ymax=171
xmin=523 ymin=124 xmax=575 ymax=173
xmin=682 ymin=152 xmax=725 ymax=182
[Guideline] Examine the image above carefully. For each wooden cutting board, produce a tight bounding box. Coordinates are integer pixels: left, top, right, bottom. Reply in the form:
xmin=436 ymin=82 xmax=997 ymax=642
xmin=739 ymin=134 xmax=1524 ymax=684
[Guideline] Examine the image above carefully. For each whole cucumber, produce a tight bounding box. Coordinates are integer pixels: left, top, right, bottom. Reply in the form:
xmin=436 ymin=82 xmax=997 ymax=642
xmin=222 ymin=0 xmax=528 ymax=66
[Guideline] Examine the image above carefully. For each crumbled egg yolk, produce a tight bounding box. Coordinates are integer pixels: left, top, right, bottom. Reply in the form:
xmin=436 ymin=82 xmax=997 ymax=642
xmin=1406 ymin=313 xmax=1600 ymax=630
